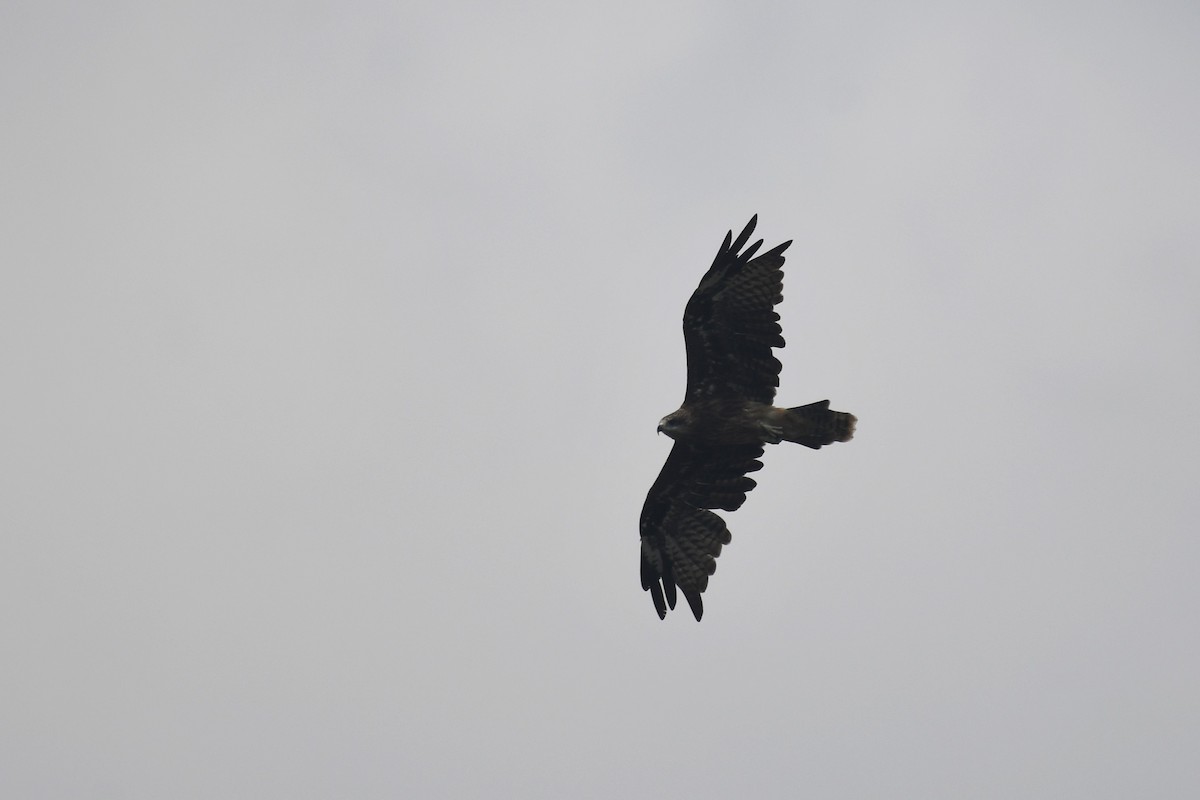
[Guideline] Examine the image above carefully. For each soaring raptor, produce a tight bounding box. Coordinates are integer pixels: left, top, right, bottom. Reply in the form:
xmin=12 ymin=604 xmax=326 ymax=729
xmin=639 ymin=216 xmax=856 ymax=620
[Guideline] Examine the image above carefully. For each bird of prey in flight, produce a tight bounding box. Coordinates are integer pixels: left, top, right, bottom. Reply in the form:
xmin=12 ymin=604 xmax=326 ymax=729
xmin=639 ymin=216 xmax=856 ymax=620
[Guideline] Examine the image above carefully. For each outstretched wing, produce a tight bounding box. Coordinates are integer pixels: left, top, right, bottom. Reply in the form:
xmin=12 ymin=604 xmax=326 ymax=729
xmin=682 ymin=215 xmax=791 ymax=405
xmin=639 ymin=442 xmax=765 ymax=620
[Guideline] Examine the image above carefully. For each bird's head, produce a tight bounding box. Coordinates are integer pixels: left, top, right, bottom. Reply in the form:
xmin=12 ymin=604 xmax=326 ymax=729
xmin=657 ymin=410 xmax=689 ymax=440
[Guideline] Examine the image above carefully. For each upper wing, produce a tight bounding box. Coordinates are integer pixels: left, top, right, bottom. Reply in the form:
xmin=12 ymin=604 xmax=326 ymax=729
xmin=682 ymin=215 xmax=791 ymax=405
xmin=639 ymin=441 xmax=765 ymax=620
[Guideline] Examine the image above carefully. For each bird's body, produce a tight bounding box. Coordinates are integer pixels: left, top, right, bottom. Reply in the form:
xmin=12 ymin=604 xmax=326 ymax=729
xmin=639 ymin=216 xmax=856 ymax=620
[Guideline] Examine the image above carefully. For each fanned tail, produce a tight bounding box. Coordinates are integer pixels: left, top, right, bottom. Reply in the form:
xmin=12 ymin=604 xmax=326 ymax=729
xmin=781 ymin=400 xmax=856 ymax=449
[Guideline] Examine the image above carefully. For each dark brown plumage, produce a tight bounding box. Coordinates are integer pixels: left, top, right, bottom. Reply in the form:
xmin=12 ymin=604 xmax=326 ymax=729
xmin=639 ymin=216 xmax=856 ymax=620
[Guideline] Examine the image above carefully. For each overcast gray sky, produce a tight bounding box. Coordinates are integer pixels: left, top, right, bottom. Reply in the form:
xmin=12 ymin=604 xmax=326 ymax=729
xmin=4 ymin=1 xmax=1199 ymax=797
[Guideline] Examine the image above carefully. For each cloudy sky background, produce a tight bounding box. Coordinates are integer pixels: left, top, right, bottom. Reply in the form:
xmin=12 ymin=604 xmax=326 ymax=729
xmin=4 ymin=1 xmax=1199 ymax=797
